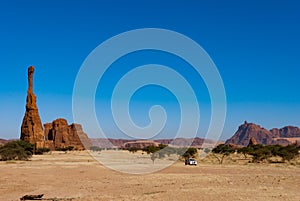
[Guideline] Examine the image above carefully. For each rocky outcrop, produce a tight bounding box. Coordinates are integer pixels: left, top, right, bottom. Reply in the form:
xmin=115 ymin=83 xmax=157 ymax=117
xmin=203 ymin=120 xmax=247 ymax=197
xmin=226 ymin=121 xmax=273 ymax=146
xmin=226 ymin=121 xmax=300 ymax=146
xmin=20 ymin=66 xmax=90 ymax=150
xmin=247 ymin=137 xmax=258 ymax=147
xmin=44 ymin=118 xmax=91 ymax=150
xmin=20 ymin=66 xmax=44 ymax=146
xmin=270 ymin=126 xmax=300 ymax=138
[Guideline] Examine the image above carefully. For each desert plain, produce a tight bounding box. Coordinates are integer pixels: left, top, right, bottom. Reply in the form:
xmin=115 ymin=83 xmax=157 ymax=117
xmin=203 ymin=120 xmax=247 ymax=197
xmin=0 ymin=150 xmax=299 ymax=201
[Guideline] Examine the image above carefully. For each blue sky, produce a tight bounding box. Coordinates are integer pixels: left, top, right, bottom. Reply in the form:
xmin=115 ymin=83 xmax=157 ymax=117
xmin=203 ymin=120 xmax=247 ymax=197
xmin=1 ymin=0 xmax=300 ymax=140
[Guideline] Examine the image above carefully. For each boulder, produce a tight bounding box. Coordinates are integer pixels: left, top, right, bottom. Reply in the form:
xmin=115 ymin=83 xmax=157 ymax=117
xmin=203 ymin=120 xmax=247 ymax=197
xmin=247 ymin=137 xmax=258 ymax=147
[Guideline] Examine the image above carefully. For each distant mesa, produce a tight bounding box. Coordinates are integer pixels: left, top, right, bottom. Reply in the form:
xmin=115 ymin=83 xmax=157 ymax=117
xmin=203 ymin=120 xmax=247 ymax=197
xmin=226 ymin=121 xmax=300 ymax=146
xmin=91 ymin=137 xmax=219 ymax=149
xmin=20 ymin=66 xmax=90 ymax=150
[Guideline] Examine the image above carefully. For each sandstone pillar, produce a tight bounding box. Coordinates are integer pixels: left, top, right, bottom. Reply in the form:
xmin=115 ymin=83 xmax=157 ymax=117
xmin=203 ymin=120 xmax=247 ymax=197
xmin=20 ymin=66 xmax=44 ymax=146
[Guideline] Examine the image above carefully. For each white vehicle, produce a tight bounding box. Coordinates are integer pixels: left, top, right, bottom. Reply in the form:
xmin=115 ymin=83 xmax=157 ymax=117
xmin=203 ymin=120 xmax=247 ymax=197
xmin=185 ymin=158 xmax=197 ymax=166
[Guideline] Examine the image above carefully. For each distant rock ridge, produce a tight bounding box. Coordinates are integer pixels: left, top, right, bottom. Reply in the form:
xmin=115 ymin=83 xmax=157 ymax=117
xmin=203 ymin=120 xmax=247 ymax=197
xmin=122 ymin=141 xmax=159 ymax=149
xmin=226 ymin=121 xmax=300 ymax=146
xmin=20 ymin=66 xmax=90 ymax=150
xmin=270 ymin=126 xmax=300 ymax=138
xmin=91 ymin=137 xmax=219 ymax=149
xmin=0 ymin=139 xmax=9 ymax=146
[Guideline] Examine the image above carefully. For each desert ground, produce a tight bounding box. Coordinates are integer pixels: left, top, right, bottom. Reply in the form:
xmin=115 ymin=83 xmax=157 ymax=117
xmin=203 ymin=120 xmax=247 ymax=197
xmin=0 ymin=151 xmax=299 ymax=201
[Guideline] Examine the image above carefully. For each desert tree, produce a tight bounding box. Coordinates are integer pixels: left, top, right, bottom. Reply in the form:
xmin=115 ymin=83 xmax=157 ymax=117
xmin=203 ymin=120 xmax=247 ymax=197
xmin=277 ymin=144 xmax=299 ymax=162
xmin=150 ymin=152 xmax=159 ymax=164
xmin=90 ymin=146 xmax=102 ymax=152
xmin=182 ymin=147 xmax=198 ymax=159
xmin=212 ymin=144 xmax=236 ymax=164
xmin=237 ymin=146 xmax=251 ymax=159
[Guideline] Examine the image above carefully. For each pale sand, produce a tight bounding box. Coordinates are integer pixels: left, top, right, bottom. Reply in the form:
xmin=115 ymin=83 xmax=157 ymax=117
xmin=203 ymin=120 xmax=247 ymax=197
xmin=0 ymin=151 xmax=299 ymax=201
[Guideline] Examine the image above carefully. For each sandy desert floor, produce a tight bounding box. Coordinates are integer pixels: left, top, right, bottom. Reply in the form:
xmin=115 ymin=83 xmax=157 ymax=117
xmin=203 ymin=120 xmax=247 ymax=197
xmin=0 ymin=151 xmax=299 ymax=201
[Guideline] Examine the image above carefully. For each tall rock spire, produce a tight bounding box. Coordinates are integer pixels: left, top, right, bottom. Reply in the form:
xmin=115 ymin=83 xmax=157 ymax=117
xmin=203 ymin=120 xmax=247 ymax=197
xmin=21 ymin=66 xmax=44 ymax=145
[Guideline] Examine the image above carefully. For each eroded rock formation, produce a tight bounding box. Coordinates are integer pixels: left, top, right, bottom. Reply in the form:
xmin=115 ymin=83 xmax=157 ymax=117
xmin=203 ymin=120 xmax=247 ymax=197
xmin=247 ymin=137 xmax=258 ymax=147
xmin=20 ymin=66 xmax=44 ymax=146
xmin=20 ymin=66 xmax=90 ymax=150
xmin=44 ymin=118 xmax=91 ymax=150
xmin=226 ymin=121 xmax=300 ymax=146
xmin=226 ymin=121 xmax=273 ymax=146
xmin=270 ymin=126 xmax=300 ymax=138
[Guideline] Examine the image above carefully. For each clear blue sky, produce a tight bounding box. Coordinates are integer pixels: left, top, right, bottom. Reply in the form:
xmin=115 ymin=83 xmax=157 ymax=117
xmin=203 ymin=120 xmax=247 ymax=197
xmin=1 ymin=0 xmax=300 ymax=140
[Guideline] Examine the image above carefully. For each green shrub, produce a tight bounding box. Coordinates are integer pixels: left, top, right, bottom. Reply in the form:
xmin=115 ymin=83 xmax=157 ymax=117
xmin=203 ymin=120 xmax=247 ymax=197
xmin=90 ymin=146 xmax=102 ymax=152
xmin=237 ymin=146 xmax=251 ymax=158
xmin=182 ymin=147 xmax=198 ymax=159
xmin=0 ymin=140 xmax=34 ymax=161
xmin=276 ymin=145 xmax=299 ymax=162
xmin=237 ymin=144 xmax=300 ymax=163
xmin=55 ymin=146 xmax=74 ymax=151
xmin=142 ymin=145 xmax=160 ymax=154
xmin=35 ymin=147 xmax=50 ymax=155
xmin=128 ymin=147 xmax=138 ymax=153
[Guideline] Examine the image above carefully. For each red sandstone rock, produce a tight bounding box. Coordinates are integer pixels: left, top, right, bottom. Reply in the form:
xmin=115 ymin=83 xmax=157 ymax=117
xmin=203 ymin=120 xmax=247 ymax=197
xmin=270 ymin=126 xmax=300 ymax=138
xmin=44 ymin=118 xmax=91 ymax=150
xmin=226 ymin=121 xmax=300 ymax=146
xmin=247 ymin=137 xmax=258 ymax=147
xmin=225 ymin=121 xmax=273 ymax=146
xmin=20 ymin=66 xmax=44 ymax=146
xmin=20 ymin=66 xmax=90 ymax=150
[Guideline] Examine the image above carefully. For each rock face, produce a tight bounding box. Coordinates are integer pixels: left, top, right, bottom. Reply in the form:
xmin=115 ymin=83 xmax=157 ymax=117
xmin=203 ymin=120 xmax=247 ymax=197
xmin=20 ymin=66 xmax=44 ymax=146
xmin=226 ymin=121 xmax=300 ymax=146
xmin=270 ymin=126 xmax=300 ymax=138
xmin=226 ymin=121 xmax=273 ymax=146
xmin=44 ymin=118 xmax=91 ymax=150
xmin=20 ymin=66 xmax=90 ymax=150
xmin=247 ymin=137 xmax=258 ymax=147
